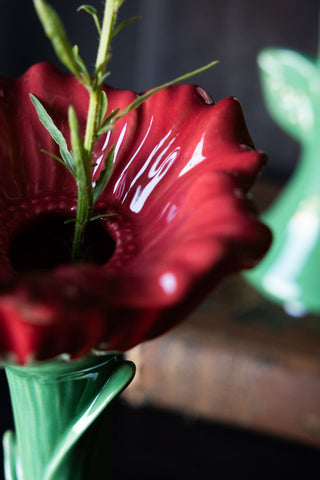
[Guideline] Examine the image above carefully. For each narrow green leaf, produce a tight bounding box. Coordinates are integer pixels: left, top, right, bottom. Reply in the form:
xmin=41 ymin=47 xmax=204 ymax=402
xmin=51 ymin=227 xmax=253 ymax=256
xmin=98 ymin=91 xmax=108 ymax=128
xmin=115 ymin=0 xmax=126 ymax=9
xmin=40 ymin=149 xmax=68 ymax=168
xmin=93 ymin=146 xmax=115 ymax=204
xmin=104 ymin=108 xmax=120 ymax=122
xmin=96 ymin=107 xmax=120 ymax=135
xmin=89 ymin=213 xmax=118 ymax=222
xmin=30 ymin=94 xmax=76 ymax=175
xmin=92 ymin=71 xmax=111 ymax=91
xmin=97 ymin=123 xmax=115 ymax=136
xmin=115 ymin=60 xmax=219 ymax=121
xmin=113 ymin=16 xmax=141 ymax=38
xmin=33 ymin=0 xmax=81 ymax=78
xmin=68 ymin=105 xmax=93 ymax=212
xmin=78 ymin=5 xmax=102 ymax=35
xmin=72 ymin=45 xmax=91 ymax=84
xmin=94 ymin=62 xmax=112 ymax=89
xmin=64 ymin=213 xmax=117 ymax=224
xmin=68 ymin=105 xmax=86 ymax=168
xmin=98 ymin=108 xmax=120 ymax=131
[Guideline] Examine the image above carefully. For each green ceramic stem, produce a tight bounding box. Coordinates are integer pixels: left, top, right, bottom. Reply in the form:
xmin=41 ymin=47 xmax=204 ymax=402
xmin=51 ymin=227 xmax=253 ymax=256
xmin=3 ymin=354 xmax=135 ymax=480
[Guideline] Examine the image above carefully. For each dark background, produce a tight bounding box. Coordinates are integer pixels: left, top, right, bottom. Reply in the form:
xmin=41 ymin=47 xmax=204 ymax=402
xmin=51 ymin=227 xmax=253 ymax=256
xmin=1 ymin=0 xmax=319 ymax=178
xmin=0 ymin=1 xmax=320 ymax=478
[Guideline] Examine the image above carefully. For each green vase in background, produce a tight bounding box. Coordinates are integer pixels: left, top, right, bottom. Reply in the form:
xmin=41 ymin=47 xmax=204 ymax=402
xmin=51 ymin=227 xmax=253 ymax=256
xmin=246 ymin=47 xmax=320 ymax=316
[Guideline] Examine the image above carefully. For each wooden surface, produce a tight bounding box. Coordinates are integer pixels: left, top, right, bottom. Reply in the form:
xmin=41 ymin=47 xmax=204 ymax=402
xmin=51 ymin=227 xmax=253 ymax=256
xmin=124 ymin=274 xmax=320 ymax=448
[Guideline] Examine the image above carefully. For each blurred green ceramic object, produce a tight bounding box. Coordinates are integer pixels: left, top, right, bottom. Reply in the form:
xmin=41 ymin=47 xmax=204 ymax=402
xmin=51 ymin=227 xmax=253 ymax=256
xmin=3 ymin=354 xmax=135 ymax=480
xmin=246 ymin=47 xmax=320 ymax=316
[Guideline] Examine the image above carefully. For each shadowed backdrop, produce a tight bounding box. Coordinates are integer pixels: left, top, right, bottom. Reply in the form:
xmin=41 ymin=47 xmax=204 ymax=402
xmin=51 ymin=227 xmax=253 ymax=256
xmin=0 ymin=1 xmax=319 ymax=479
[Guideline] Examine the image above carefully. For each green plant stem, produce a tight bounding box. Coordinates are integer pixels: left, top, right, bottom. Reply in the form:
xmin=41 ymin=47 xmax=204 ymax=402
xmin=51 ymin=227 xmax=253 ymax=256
xmin=72 ymin=0 xmax=118 ymax=262
xmin=84 ymin=0 xmax=117 ymax=158
xmin=33 ymin=0 xmax=218 ymax=264
xmin=71 ymin=180 xmax=93 ymax=263
xmin=95 ymin=0 xmax=115 ymax=80
xmin=83 ymin=90 xmax=100 ymax=161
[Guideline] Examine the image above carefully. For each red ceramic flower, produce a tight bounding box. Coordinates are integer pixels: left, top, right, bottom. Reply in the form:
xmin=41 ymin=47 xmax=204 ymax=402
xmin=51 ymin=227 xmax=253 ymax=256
xmin=0 ymin=63 xmax=271 ymax=364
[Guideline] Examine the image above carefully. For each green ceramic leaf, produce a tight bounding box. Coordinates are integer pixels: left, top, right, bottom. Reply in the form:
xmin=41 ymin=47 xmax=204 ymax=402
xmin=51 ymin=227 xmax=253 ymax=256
xmin=258 ymin=48 xmax=320 ymax=143
xmin=41 ymin=359 xmax=135 ymax=480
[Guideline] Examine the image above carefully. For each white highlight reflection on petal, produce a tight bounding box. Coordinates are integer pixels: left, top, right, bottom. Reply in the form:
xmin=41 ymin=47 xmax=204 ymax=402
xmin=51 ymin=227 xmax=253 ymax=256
xmin=179 ymin=133 xmax=206 ymax=176
xmin=159 ymin=272 xmax=177 ymax=295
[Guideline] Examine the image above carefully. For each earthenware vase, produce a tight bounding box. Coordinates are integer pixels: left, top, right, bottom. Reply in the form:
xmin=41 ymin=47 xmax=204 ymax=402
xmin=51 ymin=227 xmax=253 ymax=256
xmin=3 ymin=354 xmax=135 ymax=480
xmin=246 ymin=47 xmax=320 ymax=316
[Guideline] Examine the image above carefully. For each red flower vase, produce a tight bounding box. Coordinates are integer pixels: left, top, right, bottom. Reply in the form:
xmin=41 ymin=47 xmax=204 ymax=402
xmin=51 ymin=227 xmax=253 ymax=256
xmin=0 ymin=63 xmax=271 ymax=479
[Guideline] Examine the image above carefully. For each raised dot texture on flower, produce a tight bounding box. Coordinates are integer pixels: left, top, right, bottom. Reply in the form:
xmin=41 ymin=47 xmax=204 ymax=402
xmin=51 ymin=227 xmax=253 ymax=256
xmin=0 ymin=62 xmax=271 ymax=364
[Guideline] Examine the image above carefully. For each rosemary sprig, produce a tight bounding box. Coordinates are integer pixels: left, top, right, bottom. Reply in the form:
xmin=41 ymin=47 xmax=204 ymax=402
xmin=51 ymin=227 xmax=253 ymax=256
xmin=31 ymin=0 xmax=217 ymax=263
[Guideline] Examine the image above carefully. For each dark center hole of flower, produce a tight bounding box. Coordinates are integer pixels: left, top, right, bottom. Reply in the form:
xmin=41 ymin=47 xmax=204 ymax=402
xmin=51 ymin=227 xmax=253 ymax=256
xmin=9 ymin=216 xmax=115 ymax=272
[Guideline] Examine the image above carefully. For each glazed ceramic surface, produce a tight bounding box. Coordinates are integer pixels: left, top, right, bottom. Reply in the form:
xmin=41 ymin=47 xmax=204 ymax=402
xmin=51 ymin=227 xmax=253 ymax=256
xmin=246 ymin=48 xmax=320 ymax=315
xmin=4 ymin=354 xmax=135 ymax=480
xmin=0 ymin=63 xmax=271 ymax=364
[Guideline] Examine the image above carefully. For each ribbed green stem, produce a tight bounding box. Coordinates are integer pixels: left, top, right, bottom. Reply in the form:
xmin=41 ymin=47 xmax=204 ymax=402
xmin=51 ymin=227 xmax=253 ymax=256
xmin=95 ymin=0 xmax=115 ymax=76
xmin=72 ymin=0 xmax=119 ymax=261
xmin=3 ymin=354 xmax=135 ymax=480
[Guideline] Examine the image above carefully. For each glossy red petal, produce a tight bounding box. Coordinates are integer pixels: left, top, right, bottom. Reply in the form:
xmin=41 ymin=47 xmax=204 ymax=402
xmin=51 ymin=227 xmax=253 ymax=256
xmin=0 ymin=63 xmax=271 ymax=364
